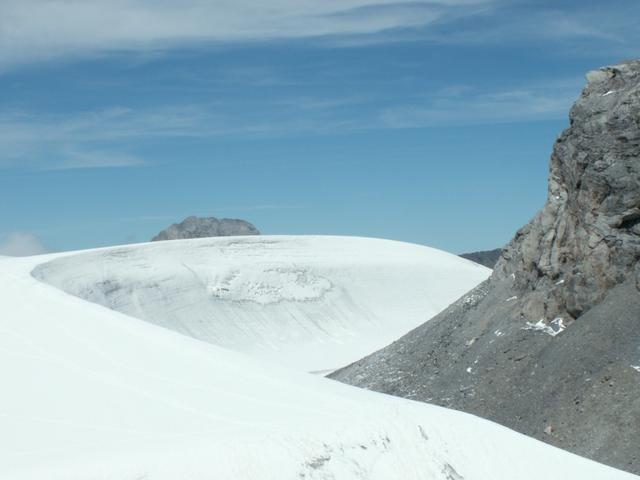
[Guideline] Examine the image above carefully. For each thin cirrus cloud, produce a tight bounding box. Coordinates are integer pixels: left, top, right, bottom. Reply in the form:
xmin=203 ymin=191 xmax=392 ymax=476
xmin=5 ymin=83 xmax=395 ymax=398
xmin=417 ymin=3 xmax=640 ymax=55
xmin=378 ymin=80 xmax=584 ymax=128
xmin=2 ymin=1 xmax=634 ymax=72
xmin=0 ymin=108 xmax=154 ymax=169
xmin=0 ymin=0 xmax=496 ymax=70
xmin=0 ymin=77 xmax=584 ymax=170
xmin=47 ymin=149 xmax=146 ymax=170
xmin=0 ymin=91 xmax=384 ymax=167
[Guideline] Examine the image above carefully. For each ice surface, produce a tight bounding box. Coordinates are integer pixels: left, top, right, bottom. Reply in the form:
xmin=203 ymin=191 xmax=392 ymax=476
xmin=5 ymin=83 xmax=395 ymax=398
xmin=0 ymin=239 xmax=634 ymax=479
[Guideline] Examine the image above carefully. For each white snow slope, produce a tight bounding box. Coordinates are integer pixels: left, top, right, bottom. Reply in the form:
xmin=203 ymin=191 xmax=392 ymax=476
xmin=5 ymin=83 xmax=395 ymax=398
xmin=0 ymin=249 xmax=636 ymax=480
xmin=32 ymin=236 xmax=491 ymax=372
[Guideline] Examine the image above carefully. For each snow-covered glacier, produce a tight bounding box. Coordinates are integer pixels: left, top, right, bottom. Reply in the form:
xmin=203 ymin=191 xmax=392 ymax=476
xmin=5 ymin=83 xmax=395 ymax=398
xmin=0 ymin=244 xmax=635 ymax=480
xmin=32 ymin=235 xmax=491 ymax=372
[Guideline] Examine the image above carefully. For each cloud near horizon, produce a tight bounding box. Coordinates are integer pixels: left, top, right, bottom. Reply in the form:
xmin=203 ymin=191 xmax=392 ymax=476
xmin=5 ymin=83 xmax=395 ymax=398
xmin=0 ymin=232 xmax=48 ymax=257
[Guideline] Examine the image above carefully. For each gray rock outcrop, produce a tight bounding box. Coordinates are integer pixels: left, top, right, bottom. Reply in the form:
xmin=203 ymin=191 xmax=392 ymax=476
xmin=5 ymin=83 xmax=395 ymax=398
xmin=459 ymin=248 xmax=503 ymax=268
xmin=151 ymin=216 xmax=259 ymax=241
xmin=331 ymin=60 xmax=640 ymax=474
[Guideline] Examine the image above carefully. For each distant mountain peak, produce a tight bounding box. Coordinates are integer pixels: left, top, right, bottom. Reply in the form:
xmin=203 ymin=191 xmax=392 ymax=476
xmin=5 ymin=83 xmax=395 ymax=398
xmin=151 ymin=216 xmax=259 ymax=241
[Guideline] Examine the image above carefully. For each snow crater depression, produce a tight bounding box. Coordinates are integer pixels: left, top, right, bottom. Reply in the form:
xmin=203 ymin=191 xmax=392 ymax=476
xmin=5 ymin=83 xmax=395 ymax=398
xmin=32 ymin=235 xmax=490 ymax=372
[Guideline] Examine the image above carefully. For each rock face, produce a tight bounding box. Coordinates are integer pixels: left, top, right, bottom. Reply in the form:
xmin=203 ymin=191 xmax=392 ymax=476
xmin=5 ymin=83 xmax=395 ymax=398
xmin=151 ymin=216 xmax=259 ymax=242
xmin=459 ymin=248 xmax=503 ymax=268
xmin=331 ymin=61 xmax=640 ymax=474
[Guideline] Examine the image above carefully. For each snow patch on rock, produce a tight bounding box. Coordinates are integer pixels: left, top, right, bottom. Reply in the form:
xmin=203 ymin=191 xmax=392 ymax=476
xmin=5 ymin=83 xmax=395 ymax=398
xmin=523 ymin=318 xmax=566 ymax=337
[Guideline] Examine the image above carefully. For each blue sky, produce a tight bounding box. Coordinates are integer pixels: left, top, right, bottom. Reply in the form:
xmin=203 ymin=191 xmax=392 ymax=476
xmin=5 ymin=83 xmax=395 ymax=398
xmin=1 ymin=0 xmax=638 ymax=255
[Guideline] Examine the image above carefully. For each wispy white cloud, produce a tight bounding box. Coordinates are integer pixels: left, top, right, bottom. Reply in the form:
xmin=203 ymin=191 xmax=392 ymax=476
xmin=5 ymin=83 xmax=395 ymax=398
xmin=272 ymin=95 xmax=370 ymax=111
xmin=0 ymin=232 xmax=48 ymax=256
xmin=0 ymin=0 xmax=496 ymax=71
xmin=0 ymin=1 xmax=635 ymax=73
xmin=0 ymin=93 xmax=376 ymax=169
xmin=307 ymin=1 xmax=639 ymax=57
xmin=0 ymin=107 xmax=159 ymax=169
xmin=211 ymin=203 xmax=305 ymax=212
xmin=0 ymin=76 xmax=585 ymax=170
xmin=378 ymin=79 xmax=583 ymax=128
xmin=417 ymin=3 xmax=639 ymax=55
xmin=47 ymin=149 xmax=146 ymax=170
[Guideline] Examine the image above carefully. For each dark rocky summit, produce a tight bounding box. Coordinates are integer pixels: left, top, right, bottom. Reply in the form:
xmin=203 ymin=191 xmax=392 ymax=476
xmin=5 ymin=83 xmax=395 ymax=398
xmin=459 ymin=248 xmax=503 ymax=268
xmin=331 ymin=61 xmax=640 ymax=474
xmin=151 ymin=216 xmax=259 ymax=241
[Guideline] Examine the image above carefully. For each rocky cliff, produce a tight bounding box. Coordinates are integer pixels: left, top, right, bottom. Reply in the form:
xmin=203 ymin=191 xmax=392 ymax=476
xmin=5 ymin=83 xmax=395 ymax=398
xmin=151 ymin=216 xmax=259 ymax=241
xmin=331 ymin=60 xmax=640 ymax=474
